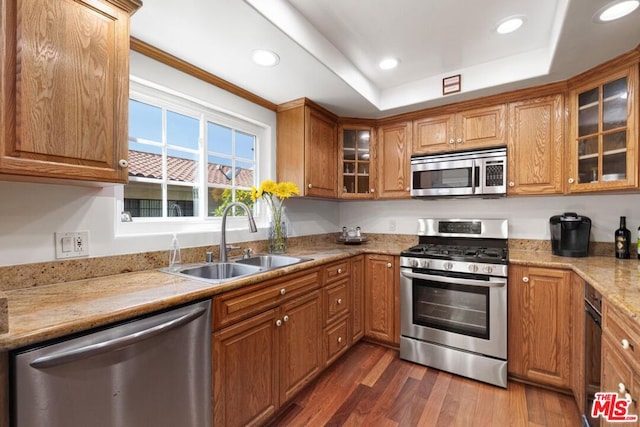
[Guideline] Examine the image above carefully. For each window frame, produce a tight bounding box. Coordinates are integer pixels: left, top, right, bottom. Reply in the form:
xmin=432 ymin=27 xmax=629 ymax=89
xmin=116 ymin=77 xmax=271 ymax=237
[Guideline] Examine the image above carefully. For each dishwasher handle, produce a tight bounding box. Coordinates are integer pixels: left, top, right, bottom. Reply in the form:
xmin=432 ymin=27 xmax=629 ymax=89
xmin=30 ymin=306 xmax=207 ymax=369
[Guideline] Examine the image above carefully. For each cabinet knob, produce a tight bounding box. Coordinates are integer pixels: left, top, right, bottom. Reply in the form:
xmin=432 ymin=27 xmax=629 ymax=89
xmin=522 ymin=277 xmax=529 ymax=283
xmin=337 ymin=298 xmax=343 ymax=305
xmin=337 ymin=268 xmax=342 ymax=274
xmin=509 ymin=181 xmax=515 ymax=187
xmin=283 ymin=315 xmax=289 ymax=322
xmin=308 ymin=183 xmax=313 ymax=189
xmin=280 ymin=288 xmax=286 ymax=296
xmin=568 ymin=178 xmax=575 ymax=184
xmin=337 ymin=336 xmax=343 ymax=344
xmin=387 ymin=262 xmax=392 ymax=268
xmin=118 ymin=159 xmax=128 ymax=168
xmin=456 ymin=138 xmax=462 ymax=143
xmin=621 ymin=339 xmax=633 ymax=350
xmin=624 ymin=393 xmax=633 ymax=402
xmin=275 ymin=319 xmax=282 ymax=327
xmin=449 ymin=139 xmax=455 ymax=144
xmin=405 ymin=186 xmax=410 ymax=192
xmin=619 ymin=382 xmax=628 ymax=394
xmin=370 ymin=188 xmax=375 ymax=193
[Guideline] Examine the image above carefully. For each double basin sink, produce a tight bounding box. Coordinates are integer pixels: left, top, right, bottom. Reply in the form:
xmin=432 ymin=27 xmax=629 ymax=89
xmin=162 ymin=254 xmax=312 ymax=284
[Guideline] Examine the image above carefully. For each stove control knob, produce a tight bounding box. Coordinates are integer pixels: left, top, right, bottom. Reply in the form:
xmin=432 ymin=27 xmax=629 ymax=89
xmin=468 ymin=264 xmax=479 ymax=273
xmin=483 ymin=265 xmax=494 ymax=274
xmin=444 ymin=262 xmax=454 ymax=270
xmin=410 ymin=259 xmax=419 ymax=268
xmin=420 ymin=259 xmax=429 ymax=269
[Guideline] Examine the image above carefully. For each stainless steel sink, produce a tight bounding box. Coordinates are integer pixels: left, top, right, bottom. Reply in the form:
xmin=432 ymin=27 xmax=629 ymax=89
xmin=162 ymin=262 xmax=263 ymax=284
xmin=235 ymin=254 xmax=311 ymax=269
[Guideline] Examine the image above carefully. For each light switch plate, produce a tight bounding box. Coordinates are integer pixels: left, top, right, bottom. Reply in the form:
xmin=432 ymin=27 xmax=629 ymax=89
xmin=55 ymin=231 xmax=90 ymax=259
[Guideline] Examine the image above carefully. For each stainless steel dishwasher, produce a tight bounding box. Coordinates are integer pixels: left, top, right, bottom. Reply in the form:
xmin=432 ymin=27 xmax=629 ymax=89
xmin=11 ymin=299 xmax=211 ymax=427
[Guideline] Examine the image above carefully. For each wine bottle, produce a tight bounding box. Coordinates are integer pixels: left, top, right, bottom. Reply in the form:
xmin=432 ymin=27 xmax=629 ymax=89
xmin=615 ymin=216 xmax=630 ymax=259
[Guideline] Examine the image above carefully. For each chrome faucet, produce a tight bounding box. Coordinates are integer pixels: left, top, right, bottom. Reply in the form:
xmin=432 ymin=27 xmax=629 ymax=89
xmin=219 ymin=202 xmax=257 ymax=262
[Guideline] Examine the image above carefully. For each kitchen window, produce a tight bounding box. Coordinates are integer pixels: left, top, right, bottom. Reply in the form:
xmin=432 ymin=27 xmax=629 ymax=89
xmin=123 ymin=80 xmax=261 ymax=223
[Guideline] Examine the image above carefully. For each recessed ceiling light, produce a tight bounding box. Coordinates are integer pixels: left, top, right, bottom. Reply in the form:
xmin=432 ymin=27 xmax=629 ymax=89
xmin=496 ymin=16 xmax=525 ymax=34
xmin=594 ymin=0 xmax=639 ymax=22
xmin=379 ymin=57 xmax=399 ymax=70
xmin=251 ymin=49 xmax=280 ymax=67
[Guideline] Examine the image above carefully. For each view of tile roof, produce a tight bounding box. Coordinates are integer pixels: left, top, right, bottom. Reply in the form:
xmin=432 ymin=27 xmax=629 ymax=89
xmin=128 ymin=150 xmax=254 ymax=187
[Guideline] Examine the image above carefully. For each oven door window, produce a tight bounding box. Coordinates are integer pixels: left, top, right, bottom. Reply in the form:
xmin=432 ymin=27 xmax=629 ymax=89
xmin=412 ymin=279 xmax=489 ymax=339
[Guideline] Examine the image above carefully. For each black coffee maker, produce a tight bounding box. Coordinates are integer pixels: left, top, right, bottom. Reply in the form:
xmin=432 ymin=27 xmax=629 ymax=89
xmin=549 ymin=212 xmax=591 ymax=257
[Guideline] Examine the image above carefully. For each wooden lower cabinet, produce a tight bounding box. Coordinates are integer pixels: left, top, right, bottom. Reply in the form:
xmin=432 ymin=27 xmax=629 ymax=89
xmin=350 ymin=255 xmax=365 ymax=342
xmin=212 ymin=286 xmax=322 ymax=427
xmin=508 ymin=265 xmax=572 ymax=389
xmin=364 ymin=254 xmax=399 ymax=346
xmin=572 ymin=273 xmax=586 ymax=415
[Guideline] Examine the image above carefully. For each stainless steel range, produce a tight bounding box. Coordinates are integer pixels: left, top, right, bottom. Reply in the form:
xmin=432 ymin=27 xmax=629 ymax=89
xmin=399 ymin=218 xmax=509 ymax=388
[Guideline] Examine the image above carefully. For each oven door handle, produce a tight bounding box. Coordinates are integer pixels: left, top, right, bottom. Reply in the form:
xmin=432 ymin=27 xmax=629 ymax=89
xmin=400 ymin=270 xmax=507 ymax=288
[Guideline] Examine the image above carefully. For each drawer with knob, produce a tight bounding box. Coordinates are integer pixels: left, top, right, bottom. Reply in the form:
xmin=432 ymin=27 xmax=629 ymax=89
xmin=324 ymin=279 xmax=350 ymax=325
xmin=324 ymin=260 xmax=350 ymax=284
xmin=213 ymin=269 xmax=321 ymax=330
xmin=325 ymin=316 xmax=350 ymax=366
xmin=604 ymin=300 xmax=640 ymax=372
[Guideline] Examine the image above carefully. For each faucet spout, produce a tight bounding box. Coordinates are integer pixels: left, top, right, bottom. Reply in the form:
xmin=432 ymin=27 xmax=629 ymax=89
xmin=219 ymin=202 xmax=257 ymax=262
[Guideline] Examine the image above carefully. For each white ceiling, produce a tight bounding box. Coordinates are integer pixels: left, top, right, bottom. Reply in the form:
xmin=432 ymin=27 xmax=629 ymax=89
xmin=130 ymin=0 xmax=640 ymax=118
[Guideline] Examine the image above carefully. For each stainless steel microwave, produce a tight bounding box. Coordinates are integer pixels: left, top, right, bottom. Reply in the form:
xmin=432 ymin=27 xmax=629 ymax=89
xmin=410 ymin=147 xmax=507 ymax=198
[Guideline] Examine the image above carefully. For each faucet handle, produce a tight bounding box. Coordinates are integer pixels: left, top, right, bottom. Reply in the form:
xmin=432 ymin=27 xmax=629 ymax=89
xmin=243 ymin=248 xmax=253 ymax=259
xmin=205 ymin=252 xmax=214 ymax=263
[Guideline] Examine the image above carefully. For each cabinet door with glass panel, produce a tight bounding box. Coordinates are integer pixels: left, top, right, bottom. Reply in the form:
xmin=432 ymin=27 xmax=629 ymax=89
xmin=568 ymin=63 xmax=638 ymax=192
xmin=339 ymin=125 xmax=375 ymax=199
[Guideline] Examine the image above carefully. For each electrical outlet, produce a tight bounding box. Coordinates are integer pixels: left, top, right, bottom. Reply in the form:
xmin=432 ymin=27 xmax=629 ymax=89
xmin=55 ymin=231 xmax=90 ymax=259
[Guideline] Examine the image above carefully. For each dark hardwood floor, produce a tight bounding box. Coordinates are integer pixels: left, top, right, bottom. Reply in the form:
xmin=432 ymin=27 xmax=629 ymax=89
xmin=269 ymin=342 xmax=582 ymax=426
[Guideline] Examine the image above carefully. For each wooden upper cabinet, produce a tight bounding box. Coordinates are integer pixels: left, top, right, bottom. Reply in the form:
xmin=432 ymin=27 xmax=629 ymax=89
xmin=338 ymin=123 xmax=376 ymax=199
xmin=277 ymin=98 xmax=338 ymax=198
xmin=413 ymin=104 xmax=506 ymax=154
xmin=377 ymin=120 xmax=412 ymax=198
xmin=0 ymin=0 xmax=141 ymax=183
xmin=507 ymin=94 xmax=565 ymax=195
xmin=567 ymin=56 xmax=639 ymax=193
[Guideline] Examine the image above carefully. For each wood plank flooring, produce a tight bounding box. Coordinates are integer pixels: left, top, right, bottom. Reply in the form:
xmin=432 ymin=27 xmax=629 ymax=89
xmin=268 ymin=342 xmax=582 ymax=426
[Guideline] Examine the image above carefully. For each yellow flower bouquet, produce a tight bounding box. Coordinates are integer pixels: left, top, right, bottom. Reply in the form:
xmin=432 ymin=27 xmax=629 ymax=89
xmin=251 ymin=180 xmax=300 ymax=253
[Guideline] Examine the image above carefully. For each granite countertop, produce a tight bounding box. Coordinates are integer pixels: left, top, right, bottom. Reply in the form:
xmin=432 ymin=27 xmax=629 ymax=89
xmin=0 ymin=242 xmax=404 ymax=351
xmin=1 ymin=242 xmax=638 ymax=351
xmin=509 ymin=249 xmax=640 ymax=325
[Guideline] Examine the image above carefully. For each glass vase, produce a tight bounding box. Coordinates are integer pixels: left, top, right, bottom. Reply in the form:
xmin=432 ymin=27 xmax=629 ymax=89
xmin=268 ymin=220 xmax=287 ymax=254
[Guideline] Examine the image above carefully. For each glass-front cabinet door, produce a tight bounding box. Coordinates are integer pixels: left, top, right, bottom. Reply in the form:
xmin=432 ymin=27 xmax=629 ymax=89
xmin=568 ymin=64 xmax=638 ymax=192
xmin=339 ymin=125 xmax=374 ymax=198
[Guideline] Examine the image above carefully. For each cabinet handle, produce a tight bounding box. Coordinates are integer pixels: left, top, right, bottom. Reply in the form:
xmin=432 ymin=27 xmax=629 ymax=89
xmin=118 ymin=159 xmax=128 ymax=168
xmin=522 ymin=277 xmax=529 ymax=283
xmin=283 ymin=315 xmax=289 ymax=323
xmin=280 ymin=288 xmax=286 ymax=296
xmin=456 ymin=138 xmax=462 ymax=143
xmin=449 ymin=138 xmax=455 ymax=144
xmin=337 ymin=298 xmax=342 ymax=305
xmin=568 ymin=178 xmax=575 ymax=184
xmin=275 ymin=319 xmax=282 ymax=327
xmin=387 ymin=262 xmax=392 ymax=268
xmin=308 ymin=183 xmax=313 ymax=189
xmin=509 ymin=181 xmax=515 ymax=187
xmin=337 ymin=336 xmax=343 ymax=344
xmin=619 ymin=382 xmax=628 ymax=394
xmin=621 ymin=339 xmax=634 ymax=350
xmin=337 ymin=268 xmax=343 ymax=274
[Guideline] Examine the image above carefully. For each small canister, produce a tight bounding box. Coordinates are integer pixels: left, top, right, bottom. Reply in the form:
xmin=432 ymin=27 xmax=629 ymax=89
xmin=355 ymin=226 xmax=361 ymax=237
xmin=342 ymin=226 xmax=347 ymax=237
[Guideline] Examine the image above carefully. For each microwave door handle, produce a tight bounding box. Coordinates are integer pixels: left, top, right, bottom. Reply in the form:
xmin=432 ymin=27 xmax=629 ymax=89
xmin=400 ymin=270 xmax=506 ymax=288
xmin=471 ymin=159 xmax=477 ymax=194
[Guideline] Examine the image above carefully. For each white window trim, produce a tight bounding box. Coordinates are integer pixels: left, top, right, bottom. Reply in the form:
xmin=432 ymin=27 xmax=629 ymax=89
xmin=115 ymin=77 xmax=273 ymax=238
